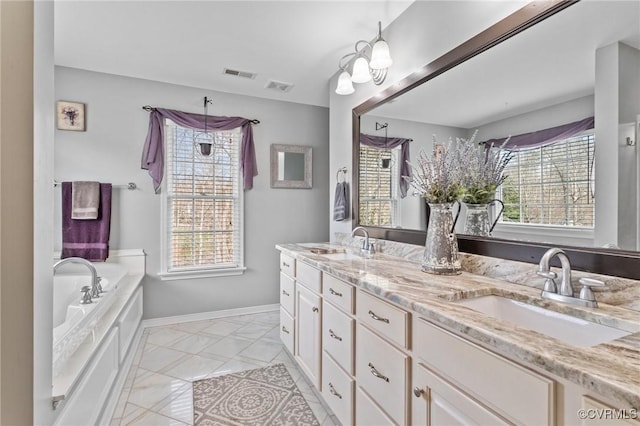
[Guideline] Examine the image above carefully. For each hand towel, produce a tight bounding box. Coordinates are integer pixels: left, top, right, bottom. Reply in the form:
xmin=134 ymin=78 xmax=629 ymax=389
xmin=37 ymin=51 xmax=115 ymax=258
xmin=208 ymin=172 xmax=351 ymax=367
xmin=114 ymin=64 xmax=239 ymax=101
xmin=61 ymin=182 xmax=112 ymax=261
xmin=71 ymin=181 xmax=100 ymax=219
xmin=333 ymin=181 xmax=350 ymax=221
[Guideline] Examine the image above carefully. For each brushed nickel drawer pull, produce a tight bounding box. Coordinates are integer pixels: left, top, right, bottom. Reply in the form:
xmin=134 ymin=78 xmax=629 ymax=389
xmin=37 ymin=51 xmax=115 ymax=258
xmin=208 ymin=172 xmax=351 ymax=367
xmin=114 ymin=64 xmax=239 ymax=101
xmin=282 ymin=261 xmax=290 ymax=268
xmin=413 ymin=387 xmax=425 ymax=398
xmin=329 ymin=288 xmax=343 ymax=297
xmin=329 ymin=382 xmax=342 ymax=399
xmin=368 ymin=310 xmax=390 ymax=323
xmin=281 ymin=326 xmax=289 ymax=334
xmin=368 ymin=362 xmax=389 ymax=382
xmin=329 ymin=329 xmax=342 ymax=341
xmin=312 ymin=307 xmax=319 ymax=313
xmin=281 ymin=289 xmax=290 ymax=296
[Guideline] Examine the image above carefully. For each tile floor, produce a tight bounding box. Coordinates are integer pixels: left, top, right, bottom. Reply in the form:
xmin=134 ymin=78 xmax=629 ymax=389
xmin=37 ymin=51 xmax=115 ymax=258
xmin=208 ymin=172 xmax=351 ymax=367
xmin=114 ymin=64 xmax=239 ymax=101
xmin=110 ymin=310 xmax=338 ymax=425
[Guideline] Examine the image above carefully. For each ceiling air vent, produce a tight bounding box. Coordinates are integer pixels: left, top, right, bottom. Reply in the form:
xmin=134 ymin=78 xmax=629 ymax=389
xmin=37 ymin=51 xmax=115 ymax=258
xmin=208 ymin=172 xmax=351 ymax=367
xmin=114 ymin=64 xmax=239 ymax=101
xmin=265 ymin=80 xmax=294 ymax=93
xmin=222 ymin=68 xmax=256 ymax=79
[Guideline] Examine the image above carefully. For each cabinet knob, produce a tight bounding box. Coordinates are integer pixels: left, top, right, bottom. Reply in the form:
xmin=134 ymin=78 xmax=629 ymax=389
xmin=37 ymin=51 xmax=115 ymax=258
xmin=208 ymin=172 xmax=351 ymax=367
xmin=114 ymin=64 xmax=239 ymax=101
xmin=413 ymin=387 xmax=425 ymax=398
xmin=312 ymin=307 xmax=319 ymax=313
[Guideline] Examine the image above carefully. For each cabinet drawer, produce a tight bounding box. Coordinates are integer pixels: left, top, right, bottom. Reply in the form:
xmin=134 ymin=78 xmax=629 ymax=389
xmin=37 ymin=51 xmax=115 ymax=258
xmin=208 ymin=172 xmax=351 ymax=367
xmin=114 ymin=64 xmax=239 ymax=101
xmin=323 ymin=274 xmax=354 ymax=314
xmin=322 ymin=352 xmax=354 ymax=426
xmin=280 ymin=272 xmax=295 ymax=316
xmin=297 ymin=261 xmax=322 ymax=293
xmin=414 ymin=318 xmax=554 ymax=425
xmin=413 ymin=362 xmax=510 ymax=426
xmin=323 ymin=301 xmax=354 ymax=374
xmin=582 ymin=396 xmax=640 ymax=426
xmin=356 ymin=387 xmax=395 ymax=426
xmin=356 ymin=324 xmax=408 ymax=425
xmin=280 ymin=253 xmax=295 ymax=277
xmin=280 ymin=308 xmax=294 ymax=354
xmin=357 ymin=290 xmax=409 ymax=349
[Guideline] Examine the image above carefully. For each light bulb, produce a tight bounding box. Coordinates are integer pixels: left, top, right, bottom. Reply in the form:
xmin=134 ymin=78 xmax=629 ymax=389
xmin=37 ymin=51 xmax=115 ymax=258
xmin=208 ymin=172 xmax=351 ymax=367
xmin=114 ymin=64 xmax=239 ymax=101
xmin=370 ymin=39 xmax=392 ymax=69
xmin=335 ymin=71 xmax=355 ymax=95
xmin=351 ymin=56 xmax=372 ymax=83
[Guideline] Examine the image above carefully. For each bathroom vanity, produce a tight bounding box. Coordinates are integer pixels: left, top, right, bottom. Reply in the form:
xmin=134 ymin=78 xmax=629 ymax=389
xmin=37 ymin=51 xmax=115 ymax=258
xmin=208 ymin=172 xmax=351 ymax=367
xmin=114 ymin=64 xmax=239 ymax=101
xmin=276 ymin=243 xmax=640 ymax=425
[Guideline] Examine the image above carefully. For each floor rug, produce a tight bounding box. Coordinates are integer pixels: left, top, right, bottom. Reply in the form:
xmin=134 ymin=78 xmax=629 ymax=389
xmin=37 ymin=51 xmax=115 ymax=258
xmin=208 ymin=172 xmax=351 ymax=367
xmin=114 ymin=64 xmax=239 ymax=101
xmin=193 ymin=363 xmax=321 ymax=425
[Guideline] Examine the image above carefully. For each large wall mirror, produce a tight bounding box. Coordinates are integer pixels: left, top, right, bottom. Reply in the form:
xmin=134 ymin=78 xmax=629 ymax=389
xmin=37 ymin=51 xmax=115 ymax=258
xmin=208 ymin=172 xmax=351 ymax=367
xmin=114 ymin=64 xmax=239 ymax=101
xmin=353 ymin=1 xmax=640 ymax=279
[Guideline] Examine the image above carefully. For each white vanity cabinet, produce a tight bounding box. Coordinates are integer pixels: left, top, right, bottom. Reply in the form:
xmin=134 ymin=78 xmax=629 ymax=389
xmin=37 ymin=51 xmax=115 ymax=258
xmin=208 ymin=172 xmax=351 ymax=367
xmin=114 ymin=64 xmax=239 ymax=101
xmin=321 ymin=273 xmax=356 ymax=425
xmin=413 ymin=318 xmax=555 ymax=425
xmin=356 ymin=290 xmax=411 ymax=425
xmin=279 ymin=253 xmax=296 ymax=355
xmin=295 ymin=263 xmax=323 ymax=390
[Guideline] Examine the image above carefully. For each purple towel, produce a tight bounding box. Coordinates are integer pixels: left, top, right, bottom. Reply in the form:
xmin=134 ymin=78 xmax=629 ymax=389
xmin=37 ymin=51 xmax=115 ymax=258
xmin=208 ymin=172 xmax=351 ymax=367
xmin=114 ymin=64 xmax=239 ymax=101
xmin=61 ymin=182 xmax=112 ymax=261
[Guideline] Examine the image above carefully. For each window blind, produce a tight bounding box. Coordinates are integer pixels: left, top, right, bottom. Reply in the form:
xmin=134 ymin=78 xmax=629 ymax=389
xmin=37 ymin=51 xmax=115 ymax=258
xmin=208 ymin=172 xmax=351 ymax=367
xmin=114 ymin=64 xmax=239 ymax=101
xmin=164 ymin=121 xmax=243 ymax=271
xmin=499 ymin=133 xmax=595 ymax=227
xmin=359 ymin=146 xmax=397 ymax=226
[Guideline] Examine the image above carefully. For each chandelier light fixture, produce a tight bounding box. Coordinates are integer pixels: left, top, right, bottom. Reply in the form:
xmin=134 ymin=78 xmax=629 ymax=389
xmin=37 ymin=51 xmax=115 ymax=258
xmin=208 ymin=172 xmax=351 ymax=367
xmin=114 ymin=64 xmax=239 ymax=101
xmin=194 ymin=96 xmax=215 ymax=156
xmin=335 ymin=21 xmax=393 ymax=96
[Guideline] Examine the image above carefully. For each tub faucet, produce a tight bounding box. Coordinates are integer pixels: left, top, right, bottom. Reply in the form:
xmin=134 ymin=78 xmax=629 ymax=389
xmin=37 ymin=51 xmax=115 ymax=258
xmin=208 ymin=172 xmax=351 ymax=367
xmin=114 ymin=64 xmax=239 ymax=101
xmin=352 ymin=226 xmax=375 ymax=257
xmin=54 ymin=257 xmax=100 ymax=299
xmin=537 ymin=248 xmax=604 ymax=308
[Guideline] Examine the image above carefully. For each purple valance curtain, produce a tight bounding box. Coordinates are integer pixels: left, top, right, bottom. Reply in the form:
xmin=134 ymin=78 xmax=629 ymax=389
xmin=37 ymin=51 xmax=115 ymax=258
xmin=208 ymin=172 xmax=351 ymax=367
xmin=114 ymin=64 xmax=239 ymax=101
xmin=141 ymin=108 xmax=258 ymax=193
xmin=483 ymin=116 xmax=594 ymax=150
xmin=360 ymin=133 xmax=412 ymax=198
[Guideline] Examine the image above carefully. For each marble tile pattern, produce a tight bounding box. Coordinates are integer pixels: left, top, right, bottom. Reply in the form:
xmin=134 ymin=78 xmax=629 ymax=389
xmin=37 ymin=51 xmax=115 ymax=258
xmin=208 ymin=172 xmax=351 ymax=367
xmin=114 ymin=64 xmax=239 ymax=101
xmin=110 ymin=312 xmax=339 ymax=425
xmin=278 ymin=241 xmax=640 ymax=411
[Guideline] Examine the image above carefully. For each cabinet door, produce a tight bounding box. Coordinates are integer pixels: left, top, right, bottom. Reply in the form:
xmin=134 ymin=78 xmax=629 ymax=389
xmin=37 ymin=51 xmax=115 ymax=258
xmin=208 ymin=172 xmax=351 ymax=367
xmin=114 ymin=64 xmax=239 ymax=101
xmin=295 ymin=284 xmax=322 ymax=389
xmin=412 ymin=362 xmax=510 ymax=426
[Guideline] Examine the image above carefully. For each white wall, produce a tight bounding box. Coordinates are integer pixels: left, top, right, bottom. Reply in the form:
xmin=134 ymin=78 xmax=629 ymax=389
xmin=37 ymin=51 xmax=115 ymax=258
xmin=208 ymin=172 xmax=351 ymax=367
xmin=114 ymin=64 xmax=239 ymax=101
xmin=55 ymin=67 xmax=330 ymax=319
xmin=329 ymin=0 xmax=528 ymax=239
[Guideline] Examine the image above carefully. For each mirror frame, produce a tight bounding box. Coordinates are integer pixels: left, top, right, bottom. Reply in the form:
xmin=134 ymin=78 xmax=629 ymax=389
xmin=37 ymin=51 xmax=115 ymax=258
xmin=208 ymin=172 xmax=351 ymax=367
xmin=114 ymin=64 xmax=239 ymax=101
xmin=352 ymin=0 xmax=640 ymax=280
xmin=270 ymin=144 xmax=313 ymax=189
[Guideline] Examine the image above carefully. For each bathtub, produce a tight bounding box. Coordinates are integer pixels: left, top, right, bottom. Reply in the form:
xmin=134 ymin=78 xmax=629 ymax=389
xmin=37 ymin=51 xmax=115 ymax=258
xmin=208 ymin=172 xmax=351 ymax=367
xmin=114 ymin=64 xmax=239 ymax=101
xmin=52 ymin=262 xmax=127 ymax=378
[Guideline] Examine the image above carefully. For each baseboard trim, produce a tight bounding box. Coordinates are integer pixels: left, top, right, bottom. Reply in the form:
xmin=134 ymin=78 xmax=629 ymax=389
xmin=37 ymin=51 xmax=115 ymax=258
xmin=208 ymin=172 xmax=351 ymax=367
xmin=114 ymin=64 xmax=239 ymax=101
xmin=142 ymin=304 xmax=280 ymax=328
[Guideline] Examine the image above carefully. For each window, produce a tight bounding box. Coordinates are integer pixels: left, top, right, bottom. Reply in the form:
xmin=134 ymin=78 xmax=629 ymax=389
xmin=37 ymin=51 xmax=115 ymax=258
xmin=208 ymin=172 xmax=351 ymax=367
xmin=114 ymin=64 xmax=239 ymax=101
xmin=359 ymin=146 xmax=398 ymax=226
xmin=160 ymin=121 xmax=244 ymax=279
xmin=498 ymin=133 xmax=595 ymax=227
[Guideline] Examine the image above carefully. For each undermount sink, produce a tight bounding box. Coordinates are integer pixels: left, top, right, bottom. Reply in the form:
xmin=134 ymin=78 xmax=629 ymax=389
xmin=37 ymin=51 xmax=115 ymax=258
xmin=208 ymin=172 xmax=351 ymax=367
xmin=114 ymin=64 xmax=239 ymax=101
xmin=321 ymin=251 xmax=363 ymax=261
xmin=454 ymin=295 xmax=631 ymax=347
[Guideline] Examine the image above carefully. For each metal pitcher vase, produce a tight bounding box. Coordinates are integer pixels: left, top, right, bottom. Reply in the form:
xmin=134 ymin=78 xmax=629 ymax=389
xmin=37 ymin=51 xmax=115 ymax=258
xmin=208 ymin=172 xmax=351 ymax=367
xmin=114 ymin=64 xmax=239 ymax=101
xmin=462 ymin=199 xmax=504 ymax=237
xmin=423 ymin=201 xmax=462 ymax=275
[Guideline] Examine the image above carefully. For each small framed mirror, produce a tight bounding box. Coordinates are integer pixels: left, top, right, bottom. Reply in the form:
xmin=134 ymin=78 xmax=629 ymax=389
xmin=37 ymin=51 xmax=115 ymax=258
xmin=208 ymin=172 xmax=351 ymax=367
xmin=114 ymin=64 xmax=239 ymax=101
xmin=270 ymin=144 xmax=313 ymax=189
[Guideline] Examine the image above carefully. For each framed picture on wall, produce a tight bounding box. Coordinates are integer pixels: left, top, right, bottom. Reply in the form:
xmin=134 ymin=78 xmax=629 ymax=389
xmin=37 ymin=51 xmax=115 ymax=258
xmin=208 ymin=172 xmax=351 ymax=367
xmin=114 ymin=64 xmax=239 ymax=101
xmin=56 ymin=101 xmax=86 ymax=131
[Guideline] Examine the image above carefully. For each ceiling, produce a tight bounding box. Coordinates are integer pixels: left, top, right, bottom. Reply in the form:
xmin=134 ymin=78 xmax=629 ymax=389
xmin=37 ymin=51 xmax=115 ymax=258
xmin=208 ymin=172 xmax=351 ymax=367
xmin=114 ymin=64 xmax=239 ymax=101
xmin=371 ymin=0 xmax=640 ymax=128
xmin=54 ymin=0 xmax=414 ymax=108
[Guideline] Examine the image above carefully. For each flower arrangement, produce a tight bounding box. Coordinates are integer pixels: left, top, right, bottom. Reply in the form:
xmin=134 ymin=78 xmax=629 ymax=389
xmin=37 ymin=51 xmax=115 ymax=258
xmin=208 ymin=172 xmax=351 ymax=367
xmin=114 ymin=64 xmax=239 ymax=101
xmin=455 ymin=131 xmax=513 ymax=204
xmin=404 ymin=131 xmax=512 ymax=205
xmin=404 ymin=136 xmax=463 ymax=204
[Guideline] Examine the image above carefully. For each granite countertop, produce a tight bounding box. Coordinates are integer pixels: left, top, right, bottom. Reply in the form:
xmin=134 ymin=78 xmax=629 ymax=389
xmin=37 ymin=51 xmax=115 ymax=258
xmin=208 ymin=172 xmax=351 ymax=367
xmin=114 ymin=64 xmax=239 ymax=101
xmin=276 ymin=242 xmax=640 ymax=411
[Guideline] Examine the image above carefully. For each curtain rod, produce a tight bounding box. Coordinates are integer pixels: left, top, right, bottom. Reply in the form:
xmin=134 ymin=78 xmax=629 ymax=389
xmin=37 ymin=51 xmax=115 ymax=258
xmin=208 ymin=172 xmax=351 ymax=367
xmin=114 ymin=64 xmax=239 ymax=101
xmin=142 ymin=105 xmax=260 ymax=124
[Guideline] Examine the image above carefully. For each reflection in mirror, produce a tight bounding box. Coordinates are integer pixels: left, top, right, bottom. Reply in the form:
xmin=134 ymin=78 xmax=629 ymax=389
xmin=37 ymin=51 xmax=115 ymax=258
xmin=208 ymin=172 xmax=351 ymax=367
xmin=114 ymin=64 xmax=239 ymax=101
xmin=270 ymin=144 xmax=312 ymax=189
xmin=357 ymin=1 xmax=640 ymax=252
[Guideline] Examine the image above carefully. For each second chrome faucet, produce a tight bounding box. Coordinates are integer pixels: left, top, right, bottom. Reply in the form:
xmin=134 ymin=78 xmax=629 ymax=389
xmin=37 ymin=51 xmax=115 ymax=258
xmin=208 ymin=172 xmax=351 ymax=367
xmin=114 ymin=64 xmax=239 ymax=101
xmin=352 ymin=226 xmax=375 ymax=257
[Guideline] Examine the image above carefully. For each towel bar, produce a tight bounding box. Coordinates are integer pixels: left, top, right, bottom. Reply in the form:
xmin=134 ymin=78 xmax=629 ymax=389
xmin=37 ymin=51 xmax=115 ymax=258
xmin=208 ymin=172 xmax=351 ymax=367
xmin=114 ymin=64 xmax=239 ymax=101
xmin=54 ymin=181 xmax=137 ymax=190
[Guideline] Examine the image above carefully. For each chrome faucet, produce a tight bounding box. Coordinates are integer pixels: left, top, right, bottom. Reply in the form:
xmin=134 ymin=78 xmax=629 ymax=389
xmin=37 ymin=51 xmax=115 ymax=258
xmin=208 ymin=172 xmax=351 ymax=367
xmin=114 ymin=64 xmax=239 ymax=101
xmin=537 ymin=248 xmax=604 ymax=308
xmin=538 ymin=248 xmax=573 ymax=296
xmin=54 ymin=257 xmax=101 ymax=299
xmin=352 ymin=226 xmax=375 ymax=257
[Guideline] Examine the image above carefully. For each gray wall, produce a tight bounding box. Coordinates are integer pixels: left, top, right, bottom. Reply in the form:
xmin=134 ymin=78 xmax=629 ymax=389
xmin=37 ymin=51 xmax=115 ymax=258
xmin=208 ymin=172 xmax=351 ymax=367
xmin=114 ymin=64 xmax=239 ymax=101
xmin=54 ymin=67 xmax=330 ymax=319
